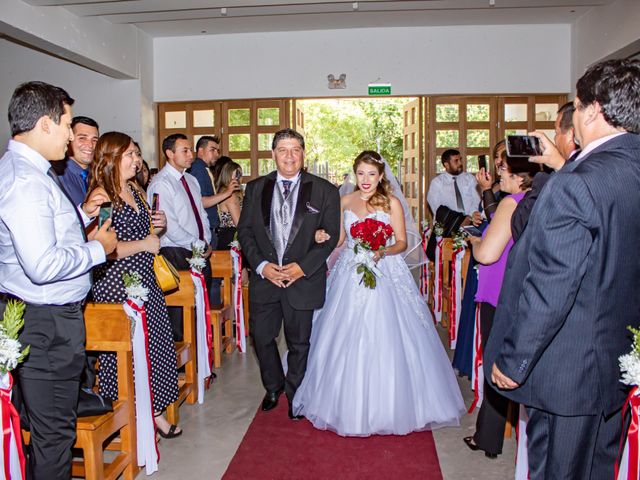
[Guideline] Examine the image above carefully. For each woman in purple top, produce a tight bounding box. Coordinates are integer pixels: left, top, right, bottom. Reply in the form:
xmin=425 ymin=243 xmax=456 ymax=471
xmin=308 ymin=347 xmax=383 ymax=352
xmin=463 ymin=154 xmax=542 ymax=459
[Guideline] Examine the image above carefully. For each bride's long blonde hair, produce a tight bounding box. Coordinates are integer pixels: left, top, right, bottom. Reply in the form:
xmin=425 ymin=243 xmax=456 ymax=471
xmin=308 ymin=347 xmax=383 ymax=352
xmin=353 ymin=151 xmax=392 ymax=212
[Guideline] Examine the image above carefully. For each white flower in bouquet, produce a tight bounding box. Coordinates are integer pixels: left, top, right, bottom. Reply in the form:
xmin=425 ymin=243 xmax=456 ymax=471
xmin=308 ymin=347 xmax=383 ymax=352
xmin=229 ymin=239 xmax=241 ymax=250
xmin=0 ymin=300 xmax=29 ymax=375
xmin=620 ymin=326 xmax=640 ymax=387
xmin=188 ymin=241 xmax=208 ymax=272
xmin=433 ymin=222 xmax=444 ymax=238
xmin=122 ymin=271 xmax=149 ymax=301
xmin=0 ymin=337 xmax=24 ymax=374
xmin=421 ymin=219 xmax=431 ymax=231
xmin=192 ymin=240 xmax=206 ymax=255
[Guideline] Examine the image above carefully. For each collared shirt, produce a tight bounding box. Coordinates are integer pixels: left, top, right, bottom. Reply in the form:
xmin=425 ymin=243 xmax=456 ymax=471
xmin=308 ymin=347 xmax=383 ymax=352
xmin=147 ymin=163 xmax=211 ymax=249
xmin=188 ymin=157 xmax=219 ymax=231
xmin=574 ymin=132 xmax=626 ymax=163
xmin=59 ymin=156 xmax=89 ymax=206
xmin=256 ymin=171 xmax=302 ymax=276
xmin=427 ymin=171 xmax=480 ymax=216
xmin=0 ymin=140 xmax=105 ymax=304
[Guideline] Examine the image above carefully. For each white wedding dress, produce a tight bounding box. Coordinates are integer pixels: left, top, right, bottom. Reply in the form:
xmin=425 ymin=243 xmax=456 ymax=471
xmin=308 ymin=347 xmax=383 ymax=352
xmin=292 ymin=210 xmax=465 ymax=437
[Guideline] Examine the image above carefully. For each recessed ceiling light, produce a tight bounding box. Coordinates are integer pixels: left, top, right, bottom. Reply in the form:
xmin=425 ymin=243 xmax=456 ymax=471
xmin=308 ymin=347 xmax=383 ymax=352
xmin=570 ymin=9 xmax=575 ymax=12
xmin=201 ymin=30 xmax=207 ymax=33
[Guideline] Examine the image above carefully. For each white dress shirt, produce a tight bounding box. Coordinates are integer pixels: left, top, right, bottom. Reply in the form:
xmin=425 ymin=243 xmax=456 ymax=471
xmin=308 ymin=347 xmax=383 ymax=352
xmin=256 ymin=172 xmax=302 ymax=276
xmin=0 ymin=140 xmax=106 ymax=304
xmin=147 ymin=163 xmax=212 ymax=249
xmin=427 ymin=172 xmax=480 ymax=216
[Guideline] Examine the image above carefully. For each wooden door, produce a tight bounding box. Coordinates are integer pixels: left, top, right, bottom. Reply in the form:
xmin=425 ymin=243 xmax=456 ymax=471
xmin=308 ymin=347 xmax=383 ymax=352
xmin=221 ymin=99 xmax=288 ymax=179
xmin=157 ymin=101 xmax=221 ymax=168
xmin=402 ymin=98 xmax=423 ymax=223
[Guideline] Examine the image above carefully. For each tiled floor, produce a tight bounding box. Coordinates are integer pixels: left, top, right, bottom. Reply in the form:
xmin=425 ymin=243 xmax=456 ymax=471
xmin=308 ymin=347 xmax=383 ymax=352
xmin=151 ymin=326 xmax=516 ymax=479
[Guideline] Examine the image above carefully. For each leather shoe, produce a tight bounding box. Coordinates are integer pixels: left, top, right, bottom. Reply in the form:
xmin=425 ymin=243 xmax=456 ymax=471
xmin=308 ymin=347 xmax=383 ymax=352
xmin=288 ymin=403 xmax=304 ymax=421
xmin=464 ymin=436 xmax=498 ymax=459
xmin=261 ymin=389 xmax=283 ymax=412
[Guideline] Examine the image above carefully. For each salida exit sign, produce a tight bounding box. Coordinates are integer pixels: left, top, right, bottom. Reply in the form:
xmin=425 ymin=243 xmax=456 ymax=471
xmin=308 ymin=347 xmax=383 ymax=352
xmin=368 ymin=84 xmax=391 ymax=96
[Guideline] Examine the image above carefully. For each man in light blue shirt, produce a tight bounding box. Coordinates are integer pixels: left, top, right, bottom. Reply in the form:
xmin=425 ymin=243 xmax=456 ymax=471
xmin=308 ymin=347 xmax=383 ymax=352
xmin=0 ymin=82 xmax=116 ymax=479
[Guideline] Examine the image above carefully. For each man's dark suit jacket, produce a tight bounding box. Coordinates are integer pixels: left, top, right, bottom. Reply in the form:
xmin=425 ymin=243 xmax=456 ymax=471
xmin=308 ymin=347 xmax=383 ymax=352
xmin=237 ymin=171 xmax=340 ymax=310
xmin=484 ymin=133 xmax=640 ymax=417
xmin=188 ymin=157 xmax=219 ymax=233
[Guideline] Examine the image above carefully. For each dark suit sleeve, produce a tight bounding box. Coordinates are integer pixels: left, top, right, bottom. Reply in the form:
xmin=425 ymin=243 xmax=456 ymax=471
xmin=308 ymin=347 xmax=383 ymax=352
xmin=237 ymin=181 xmax=264 ymax=270
xmin=495 ymin=174 xmax=596 ymax=384
xmin=190 ymin=163 xmax=214 ymax=196
xmin=298 ymin=184 xmax=340 ymax=277
xmin=510 ymin=173 xmax=551 ymax=242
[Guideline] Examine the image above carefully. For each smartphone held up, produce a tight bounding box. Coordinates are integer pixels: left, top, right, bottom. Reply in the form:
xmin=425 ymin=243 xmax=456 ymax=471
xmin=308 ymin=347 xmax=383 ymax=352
xmin=506 ymin=135 xmax=543 ymax=157
xmin=98 ymin=202 xmax=112 ymax=228
xmin=151 ymin=193 xmax=159 ymax=214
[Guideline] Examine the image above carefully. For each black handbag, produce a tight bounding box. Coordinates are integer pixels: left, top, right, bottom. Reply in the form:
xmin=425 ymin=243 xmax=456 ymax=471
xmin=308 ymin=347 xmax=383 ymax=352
xmin=77 ymin=386 xmax=113 ymax=417
xmin=77 ymin=354 xmax=113 ymax=417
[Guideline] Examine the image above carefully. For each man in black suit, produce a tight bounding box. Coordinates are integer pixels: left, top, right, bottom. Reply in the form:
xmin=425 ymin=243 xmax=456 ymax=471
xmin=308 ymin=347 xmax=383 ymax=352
xmin=237 ymin=129 xmax=340 ymax=419
xmin=484 ymin=58 xmax=640 ymax=479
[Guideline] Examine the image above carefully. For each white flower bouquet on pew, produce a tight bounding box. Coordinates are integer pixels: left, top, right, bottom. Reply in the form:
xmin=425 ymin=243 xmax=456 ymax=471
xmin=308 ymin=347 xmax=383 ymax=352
xmin=0 ymin=300 xmax=29 ymax=375
xmin=0 ymin=299 xmax=29 ymax=479
xmin=616 ymin=326 xmax=640 ymax=479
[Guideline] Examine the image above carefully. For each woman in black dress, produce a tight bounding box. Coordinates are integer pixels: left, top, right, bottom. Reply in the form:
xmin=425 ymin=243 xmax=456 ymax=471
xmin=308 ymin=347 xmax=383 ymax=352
xmin=214 ymin=160 xmax=243 ymax=249
xmin=88 ymin=131 xmax=182 ymax=438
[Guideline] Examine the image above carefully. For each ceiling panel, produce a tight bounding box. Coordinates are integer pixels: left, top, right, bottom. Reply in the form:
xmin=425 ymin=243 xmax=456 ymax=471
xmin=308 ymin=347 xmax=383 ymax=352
xmin=21 ymin=0 xmax=617 ymax=37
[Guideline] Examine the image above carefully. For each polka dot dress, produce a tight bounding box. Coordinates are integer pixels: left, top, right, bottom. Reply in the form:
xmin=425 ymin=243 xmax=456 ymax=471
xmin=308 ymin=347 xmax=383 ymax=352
xmin=92 ymin=185 xmax=179 ymax=413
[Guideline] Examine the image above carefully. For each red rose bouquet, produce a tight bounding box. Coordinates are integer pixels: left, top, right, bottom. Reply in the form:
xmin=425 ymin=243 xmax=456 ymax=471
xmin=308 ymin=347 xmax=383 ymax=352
xmin=350 ymin=217 xmax=394 ymax=289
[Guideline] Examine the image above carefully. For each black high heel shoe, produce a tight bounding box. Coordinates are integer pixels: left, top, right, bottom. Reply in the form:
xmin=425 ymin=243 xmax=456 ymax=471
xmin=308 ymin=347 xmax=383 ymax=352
xmin=154 ymin=412 xmax=182 ymax=439
xmin=463 ymin=436 xmax=498 ymax=459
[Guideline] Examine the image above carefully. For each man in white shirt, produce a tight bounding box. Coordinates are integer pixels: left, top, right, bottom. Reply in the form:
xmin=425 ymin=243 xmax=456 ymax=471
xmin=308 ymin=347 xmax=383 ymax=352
xmin=147 ymin=133 xmax=212 ymax=339
xmin=427 ymin=149 xmax=481 ymax=222
xmin=0 ymin=81 xmax=117 ymax=479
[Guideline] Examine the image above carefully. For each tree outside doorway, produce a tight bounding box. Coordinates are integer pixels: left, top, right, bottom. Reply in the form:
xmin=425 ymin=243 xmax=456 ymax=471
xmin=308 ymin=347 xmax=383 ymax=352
xmin=298 ymin=97 xmax=416 ymax=185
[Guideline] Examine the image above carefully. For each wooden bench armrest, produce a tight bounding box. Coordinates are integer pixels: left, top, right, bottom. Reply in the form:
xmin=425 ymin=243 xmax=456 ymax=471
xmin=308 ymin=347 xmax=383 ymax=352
xmin=83 ymin=303 xmax=132 ymax=352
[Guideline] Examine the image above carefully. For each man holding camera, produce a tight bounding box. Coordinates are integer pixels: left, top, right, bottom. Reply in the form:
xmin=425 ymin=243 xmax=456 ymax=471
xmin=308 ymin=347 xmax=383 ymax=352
xmin=485 ymin=58 xmax=640 ymax=479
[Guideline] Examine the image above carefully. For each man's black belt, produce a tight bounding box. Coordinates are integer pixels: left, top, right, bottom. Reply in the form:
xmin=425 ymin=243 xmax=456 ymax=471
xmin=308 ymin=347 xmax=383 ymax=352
xmin=0 ymin=292 xmax=84 ymax=308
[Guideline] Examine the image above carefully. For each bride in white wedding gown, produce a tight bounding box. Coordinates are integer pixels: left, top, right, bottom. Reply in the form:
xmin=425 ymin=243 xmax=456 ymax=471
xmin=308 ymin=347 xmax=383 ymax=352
xmin=292 ymin=151 xmax=465 ymax=437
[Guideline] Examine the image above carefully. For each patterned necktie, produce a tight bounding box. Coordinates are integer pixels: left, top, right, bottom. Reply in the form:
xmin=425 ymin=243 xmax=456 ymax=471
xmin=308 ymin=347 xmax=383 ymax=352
xmin=282 ymin=180 xmax=292 ymax=199
xmin=47 ymin=167 xmax=87 ymax=241
xmin=453 ymin=176 xmax=464 ymax=212
xmin=180 ymin=175 xmax=205 ymax=241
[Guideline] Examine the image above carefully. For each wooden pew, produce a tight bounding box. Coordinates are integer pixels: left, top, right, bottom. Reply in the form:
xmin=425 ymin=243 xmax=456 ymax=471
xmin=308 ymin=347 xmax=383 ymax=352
xmin=22 ymin=304 xmax=139 ymax=480
xmin=210 ymin=251 xmax=235 ymax=367
xmin=163 ymin=271 xmax=198 ymax=425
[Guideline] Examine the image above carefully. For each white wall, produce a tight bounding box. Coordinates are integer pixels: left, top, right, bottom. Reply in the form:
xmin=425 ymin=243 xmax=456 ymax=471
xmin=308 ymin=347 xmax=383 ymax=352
xmin=572 ymin=0 xmax=640 ymax=81
xmin=0 ymin=37 xmax=158 ymax=166
xmin=154 ymin=24 xmax=572 ymax=101
xmin=1 ymin=0 xmax=139 ymax=79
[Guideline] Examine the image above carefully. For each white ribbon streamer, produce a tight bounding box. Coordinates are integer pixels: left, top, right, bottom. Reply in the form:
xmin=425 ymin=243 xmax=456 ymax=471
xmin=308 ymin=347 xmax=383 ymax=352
xmin=433 ymin=236 xmax=444 ymax=324
xmin=449 ymin=247 xmax=465 ymax=349
xmin=190 ymin=270 xmax=212 ymax=404
xmin=123 ymin=298 xmax=158 ymax=476
xmin=515 ymin=404 xmax=530 ymax=480
xmin=230 ymin=248 xmax=246 ymax=353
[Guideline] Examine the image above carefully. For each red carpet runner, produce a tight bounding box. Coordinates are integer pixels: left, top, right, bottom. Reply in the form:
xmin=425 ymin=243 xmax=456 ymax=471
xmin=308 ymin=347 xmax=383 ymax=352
xmin=223 ymin=401 xmax=444 ymax=479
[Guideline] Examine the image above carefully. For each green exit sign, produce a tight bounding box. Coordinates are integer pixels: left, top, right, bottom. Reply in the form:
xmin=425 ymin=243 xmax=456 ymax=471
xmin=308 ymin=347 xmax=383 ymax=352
xmin=368 ymin=84 xmax=391 ymax=96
